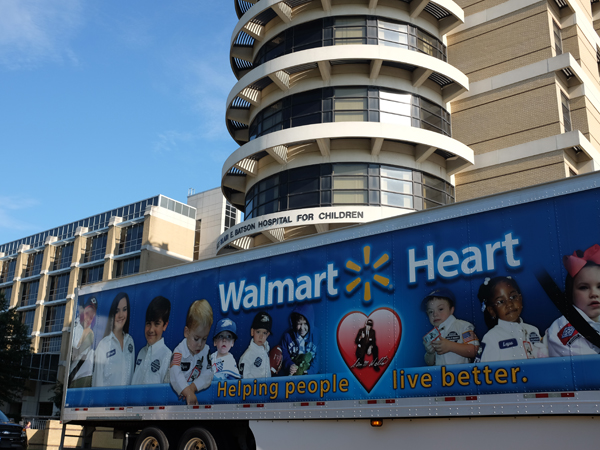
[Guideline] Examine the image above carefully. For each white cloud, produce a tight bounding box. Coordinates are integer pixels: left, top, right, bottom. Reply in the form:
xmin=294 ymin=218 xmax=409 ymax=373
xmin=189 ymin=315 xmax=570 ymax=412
xmin=0 ymin=196 xmax=39 ymax=233
xmin=0 ymin=0 xmax=83 ymax=69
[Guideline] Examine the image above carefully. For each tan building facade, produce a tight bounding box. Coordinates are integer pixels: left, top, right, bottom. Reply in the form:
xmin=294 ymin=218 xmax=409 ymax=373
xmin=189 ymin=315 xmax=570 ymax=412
xmin=0 ymin=196 xmax=197 ymax=419
xmin=448 ymin=0 xmax=600 ymax=199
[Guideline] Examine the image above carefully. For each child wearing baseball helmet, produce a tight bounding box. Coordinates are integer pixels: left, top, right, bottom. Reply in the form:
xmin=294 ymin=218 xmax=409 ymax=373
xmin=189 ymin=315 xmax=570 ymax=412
xmin=546 ymin=244 xmax=600 ymax=356
xmin=211 ymin=318 xmax=240 ymax=380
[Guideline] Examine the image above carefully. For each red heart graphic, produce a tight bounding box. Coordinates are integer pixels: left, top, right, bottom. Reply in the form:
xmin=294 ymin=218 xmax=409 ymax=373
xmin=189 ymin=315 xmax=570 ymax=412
xmin=336 ymin=308 xmax=402 ymax=393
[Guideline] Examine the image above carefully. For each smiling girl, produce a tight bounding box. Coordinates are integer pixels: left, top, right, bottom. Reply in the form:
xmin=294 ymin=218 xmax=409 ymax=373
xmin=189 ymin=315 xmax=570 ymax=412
xmin=547 ymin=244 xmax=600 ymax=356
xmin=475 ymin=276 xmax=547 ymax=362
xmin=92 ymin=292 xmax=135 ymax=387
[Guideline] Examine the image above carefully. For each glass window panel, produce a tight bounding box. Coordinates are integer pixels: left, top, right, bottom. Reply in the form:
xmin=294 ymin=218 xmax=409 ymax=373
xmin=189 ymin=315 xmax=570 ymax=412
xmin=333 ymin=176 xmax=367 ymax=189
xmin=380 ymin=99 xmax=412 ymax=116
xmin=422 ymin=174 xmax=446 ymax=190
xmin=321 ymin=176 xmax=331 ymax=189
xmin=424 ymin=199 xmax=442 ymax=209
xmin=290 ymin=165 xmax=320 ymax=180
xmin=334 ymin=111 xmax=368 ymax=122
xmin=292 ymin=100 xmax=321 ymax=116
xmin=381 ymin=178 xmax=412 ymax=194
xmin=334 ymin=27 xmax=366 ymax=39
xmin=321 ymin=190 xmax=331 ymax=204
xmin=289 ymin=178 xmax=319 ymax=194
xmin=334 ymin=17 xmax=366 ymax=27
xmin=292 ymin=113 xmax=321 ymax=127
xmin=333 ymin=190 xmax=368 ymax=204
xmin=381 ymin=191 xmax=413 ymax=208
xmin=380 ymin=90 xmax=412 ymax=103
xmin=334 ymin=87 xmax=367 ymax=98
xmin=333 ymin=164 xmax=368 ymax=176
xmin=381 ymin=166 xmax=412 ymax=180
xmin=423 ymin=186 xmax=445 ymax=203
xmin=369 ymin=190 xmax=380 ymax=204
xmin=289 ymin=192 xmax=320 ymax=209
xmin=258 ymin=186 xmax=279 ymax=204
xmin=368 ymin=176 xmax=379 ymax=189
xmin=379 ymin=20 xmax=408 ymax=33
xmin=334 ymin=98 xmax=367 ymax=110
xmin=380 ymin=113 xmax=412 ymax=126
xmin=379 ymin=29 xmax=408 ymax=45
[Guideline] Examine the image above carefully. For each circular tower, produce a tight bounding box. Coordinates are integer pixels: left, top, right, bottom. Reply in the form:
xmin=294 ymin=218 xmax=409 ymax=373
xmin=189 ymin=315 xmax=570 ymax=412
xmin=218 ymin=0 xmax=473 ymax=254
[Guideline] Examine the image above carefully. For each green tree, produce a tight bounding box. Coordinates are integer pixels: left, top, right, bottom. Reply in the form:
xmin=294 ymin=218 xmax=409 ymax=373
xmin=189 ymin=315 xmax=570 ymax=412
xmin=0 ymin=292 xmax=32 ymax=405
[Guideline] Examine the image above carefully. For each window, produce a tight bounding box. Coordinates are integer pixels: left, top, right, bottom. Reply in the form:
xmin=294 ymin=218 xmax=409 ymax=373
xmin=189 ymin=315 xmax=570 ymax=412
xmin=553 ymin=20 xmax=562 ymax=55
xmin=118 ymin=223 xmax=144 ymax=255
xmin=43 ymin=304 xmax=66 ymax=333
xmin=114 ymin=256 xmax=140 ymax=278
xmin=244 ymin=163 xmax=455 ymax=219
xmin=52 ymin=244 xmax=74 ymax=271
xmin=253 ymin=16 xmax=446 ymax=66
xmin=249 ymin=86 xmax=450 ymax=140
xmin=82 ymin=233 xmax=108 ymax=263
xmin=20 ymin=310 xmax=35 ymax=335
xmin=47 ymin=274 xmax=70 ymax=302
xmin=193 ymin=220 xmax=202 ymax=261
xmin=40 ymin=336 xmax=62 ymax=353
xmin=561 ymin=92 xmax=572 ymax=132
xmin=224 ymin=203 xmax=237 ymax=231
xmin=22 ymin=252 xmax=44 ymax=278
xmin=0 ymin=259 xmax=17 ymax=283
xmin=0 ymin=286 xmax=13 ymax=303
xmin=20 ymin=281 xmax=39 ymax=307
xmin=81 ymin=265 xmax=104 ymax=286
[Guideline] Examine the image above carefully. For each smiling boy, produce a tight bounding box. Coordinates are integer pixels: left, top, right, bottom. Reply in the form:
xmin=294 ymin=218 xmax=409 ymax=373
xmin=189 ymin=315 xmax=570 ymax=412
xmin=132 ymin=296 xmax=172 ymax=385
xmin=422 ymin=288 xmax=479 ymax=366
xmin=211 ymin=318 xmax=240 ymax=380
xmin=169 ymin=300 xmax=214 ymax=405
xmin=240 ymin=311 xmax=272 ymax=379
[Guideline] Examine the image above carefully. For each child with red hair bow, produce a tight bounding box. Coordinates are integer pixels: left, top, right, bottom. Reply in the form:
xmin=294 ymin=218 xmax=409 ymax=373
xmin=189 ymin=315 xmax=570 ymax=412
xmin=546 ymin=244 xmax=600 ymax=356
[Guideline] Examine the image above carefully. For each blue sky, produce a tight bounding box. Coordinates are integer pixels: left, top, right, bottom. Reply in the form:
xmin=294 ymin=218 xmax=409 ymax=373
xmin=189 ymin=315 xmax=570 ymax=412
xmin=0 ymin=0 xmax=239 ymax=244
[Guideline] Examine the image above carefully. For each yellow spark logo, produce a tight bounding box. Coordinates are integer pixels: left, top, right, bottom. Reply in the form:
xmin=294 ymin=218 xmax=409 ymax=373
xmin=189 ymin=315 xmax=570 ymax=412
xmin=345 ymin=245 xmax=391 ymax=301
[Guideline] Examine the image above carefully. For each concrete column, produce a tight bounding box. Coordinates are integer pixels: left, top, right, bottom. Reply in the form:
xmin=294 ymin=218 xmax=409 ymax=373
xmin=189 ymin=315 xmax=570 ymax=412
xmin=103 ymin=217 xmax=122 ymax=281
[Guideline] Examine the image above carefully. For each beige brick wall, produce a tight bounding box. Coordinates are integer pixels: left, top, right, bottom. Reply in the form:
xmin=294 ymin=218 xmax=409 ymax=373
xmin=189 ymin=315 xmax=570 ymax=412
xmin=562 ymin=25 xmax=600 ymax=92
xmin=451 ymin=75 xmax=561 ymax=154
xmin=448 ymin=4 xmax=552 ymax=82
xmin=455 ymin=151 xmax=567 ymax=200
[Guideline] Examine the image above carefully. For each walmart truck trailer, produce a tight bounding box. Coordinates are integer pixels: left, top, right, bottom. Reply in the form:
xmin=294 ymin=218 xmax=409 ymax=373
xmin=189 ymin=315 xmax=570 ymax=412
xmin=61 ymin=172 xmax=600 ymax=450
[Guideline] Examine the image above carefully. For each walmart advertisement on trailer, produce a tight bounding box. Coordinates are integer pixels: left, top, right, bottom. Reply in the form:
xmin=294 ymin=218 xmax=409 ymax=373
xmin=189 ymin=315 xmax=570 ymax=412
xmin=65 ymin=186 xmax=600 ymax=410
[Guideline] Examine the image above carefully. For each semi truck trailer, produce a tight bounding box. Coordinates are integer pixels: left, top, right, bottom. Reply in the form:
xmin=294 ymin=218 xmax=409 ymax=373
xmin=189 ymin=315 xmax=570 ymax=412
xmin=61 ymin=172 xmax=600 ymax=450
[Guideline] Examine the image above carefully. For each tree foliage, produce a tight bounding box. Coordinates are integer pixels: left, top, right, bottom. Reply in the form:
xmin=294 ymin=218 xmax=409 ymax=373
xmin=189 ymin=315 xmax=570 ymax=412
xmin=0 ymin=292 xmax=32 ymax=405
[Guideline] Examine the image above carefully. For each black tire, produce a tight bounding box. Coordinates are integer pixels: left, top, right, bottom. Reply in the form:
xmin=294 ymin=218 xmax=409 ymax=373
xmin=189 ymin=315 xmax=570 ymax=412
xmin=135 ymin=427 xmax=169 ymax=450
xmin=178 ymin=427 xmax=217 ymax=450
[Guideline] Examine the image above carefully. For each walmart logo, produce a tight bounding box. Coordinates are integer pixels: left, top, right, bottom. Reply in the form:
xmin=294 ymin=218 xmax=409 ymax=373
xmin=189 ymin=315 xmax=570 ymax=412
xmin=345 ymin=245 xmax=391 ymax=301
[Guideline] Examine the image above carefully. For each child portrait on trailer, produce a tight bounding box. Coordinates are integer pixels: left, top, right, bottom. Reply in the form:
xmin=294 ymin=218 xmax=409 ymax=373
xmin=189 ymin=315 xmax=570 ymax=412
xmin=69 ymin=296 xmax=97 ymax=388
xmin=132 ymin=296 xmax=172 ymax=385
xmin=546 ymin=244 xmax=600 ymax=356
xmin=92 ymin=292 xmax=135 ymax=387
xmin=475 ymin=276 xmax=547 ymax=362
xmin=169 ymin=300 xmax=214 ymax=405
xmin=211 ymin=318 xmax=240 ymax=380
xmin=421 ymin=288 xmax=479 ymax=366
xmin=280 ymin=304 xmax=319 ymax=375
xmin=240 ymin=311 xmax=272 ymax=379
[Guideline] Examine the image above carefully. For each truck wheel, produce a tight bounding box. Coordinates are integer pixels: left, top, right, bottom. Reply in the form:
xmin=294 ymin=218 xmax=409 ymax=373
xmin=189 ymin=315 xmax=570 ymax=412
xmin=178 ymin=427 xmax=217 ymax=450
xmin=135 ymin=427 xmax=169 ymax=450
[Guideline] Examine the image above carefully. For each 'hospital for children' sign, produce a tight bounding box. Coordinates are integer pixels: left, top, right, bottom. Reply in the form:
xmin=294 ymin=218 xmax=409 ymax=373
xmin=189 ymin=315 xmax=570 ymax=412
xmin=66 ymin=183 xmax=600 ymax=408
